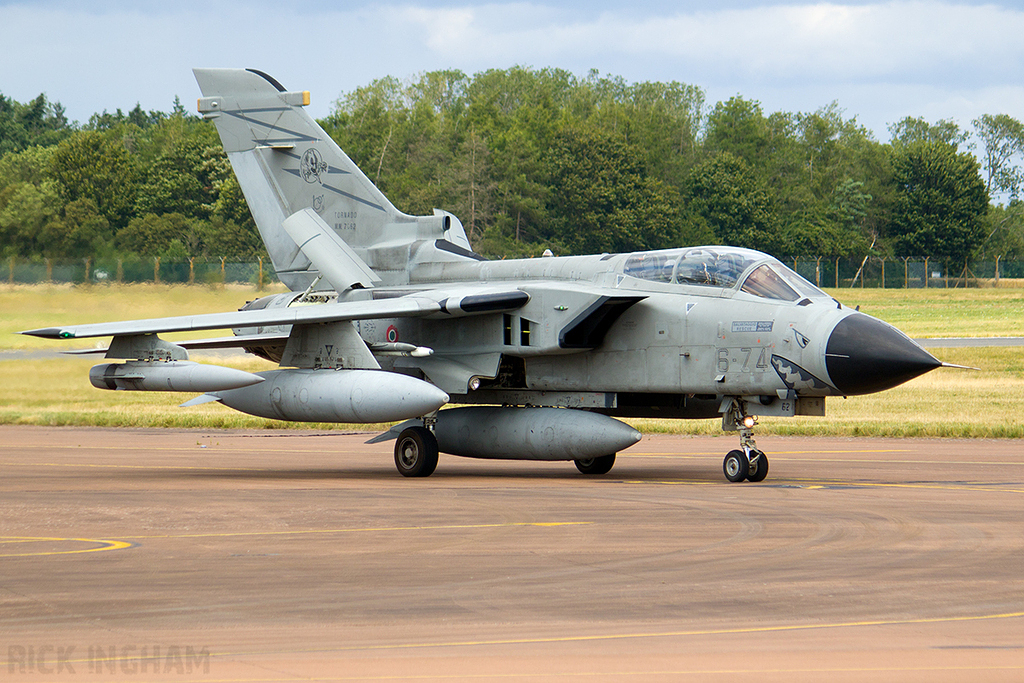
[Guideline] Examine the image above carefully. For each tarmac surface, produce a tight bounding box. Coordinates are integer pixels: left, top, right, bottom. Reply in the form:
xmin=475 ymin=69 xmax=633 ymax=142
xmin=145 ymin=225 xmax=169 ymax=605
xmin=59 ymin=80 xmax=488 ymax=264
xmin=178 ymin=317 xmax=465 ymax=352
xmin=1 ymin=426 xmax=1022 ymax=681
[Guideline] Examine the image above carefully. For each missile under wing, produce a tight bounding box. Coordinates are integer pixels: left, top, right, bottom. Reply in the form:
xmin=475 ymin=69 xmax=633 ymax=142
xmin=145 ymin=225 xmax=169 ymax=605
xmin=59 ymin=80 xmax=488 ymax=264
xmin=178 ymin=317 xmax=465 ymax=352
xmin=23 ymin=68 xmax=947 ymax=482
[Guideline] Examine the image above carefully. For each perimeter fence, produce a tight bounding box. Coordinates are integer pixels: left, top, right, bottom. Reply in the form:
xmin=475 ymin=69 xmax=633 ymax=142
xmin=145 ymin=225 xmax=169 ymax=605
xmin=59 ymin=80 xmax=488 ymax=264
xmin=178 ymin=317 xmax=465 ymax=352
xmin=4 ymin=255 xmax=1024 ymax=288
xmin=4 ymin=257 xmax=276 ymax=288
xmin=790 ymin=256 xmax=1024 ymax=289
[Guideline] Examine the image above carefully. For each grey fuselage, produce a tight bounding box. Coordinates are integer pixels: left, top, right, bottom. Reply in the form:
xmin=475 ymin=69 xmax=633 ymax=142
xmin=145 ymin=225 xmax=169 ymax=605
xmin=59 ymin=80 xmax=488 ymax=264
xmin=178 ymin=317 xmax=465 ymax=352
xmin=243 ymin=244 xmax=930 ymax=422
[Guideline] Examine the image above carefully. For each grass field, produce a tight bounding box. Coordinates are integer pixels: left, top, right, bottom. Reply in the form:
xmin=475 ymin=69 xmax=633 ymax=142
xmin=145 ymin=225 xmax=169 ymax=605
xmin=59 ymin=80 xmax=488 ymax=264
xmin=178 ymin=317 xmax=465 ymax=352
xmin=1 ymin=283 xmax=1022 ymax=437
xmin=828 ymin=287 xmax=1024 ymax=338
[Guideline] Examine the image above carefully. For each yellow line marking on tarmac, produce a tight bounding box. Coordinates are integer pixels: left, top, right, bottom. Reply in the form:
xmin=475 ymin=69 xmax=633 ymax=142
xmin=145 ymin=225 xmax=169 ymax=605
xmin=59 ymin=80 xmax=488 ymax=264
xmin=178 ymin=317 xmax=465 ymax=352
xmin=0 ymin=460 xmax=278 ymax=472
xmin=625 ymin=452 xmax=1024 ymax=466
xmin=623 ymin=478 xmax=1024 ymax=493
xmin=99 ymin=611 xmax=1024 ymax=666
xmin=786 ymin=478 xmax=1024 ymax=492
xmin=129 ymin=521 xmax=590 ymax=540
xmin=48 ymin=611 xmax=1024 ymax=676
xmin=627 ymin=449 xmax=914 ymax=456
xmin=0 ymin=536 xmax=131 ymax=557
xmin=0 ymin=444 xmax=359 ymax=455
xmin=243 ymin=610 xmax=1024 ymax=653
xmin=40 ymin=665 xmax=1024 ymax=681
xmin=2 ymin=523 xmax=585 ymax=555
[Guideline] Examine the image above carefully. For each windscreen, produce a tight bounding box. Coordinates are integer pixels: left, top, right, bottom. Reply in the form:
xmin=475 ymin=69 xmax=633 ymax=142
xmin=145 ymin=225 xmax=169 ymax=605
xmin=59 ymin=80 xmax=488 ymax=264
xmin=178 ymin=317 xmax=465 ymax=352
xmin=622 ymin=247 xmax=829 ymax=302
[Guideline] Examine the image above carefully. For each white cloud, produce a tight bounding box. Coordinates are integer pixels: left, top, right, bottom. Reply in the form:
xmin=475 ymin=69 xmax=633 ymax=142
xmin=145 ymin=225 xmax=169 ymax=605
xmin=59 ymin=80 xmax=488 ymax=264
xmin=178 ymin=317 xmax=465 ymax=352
xmin=0 ymin=1 xmax=1021 ymax=140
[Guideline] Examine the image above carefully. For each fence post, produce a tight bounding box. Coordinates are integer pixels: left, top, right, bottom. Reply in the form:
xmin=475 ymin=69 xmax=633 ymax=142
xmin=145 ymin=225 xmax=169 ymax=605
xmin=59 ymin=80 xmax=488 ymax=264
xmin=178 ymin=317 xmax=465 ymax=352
xmin=258 ymin=256 xmax=264 ymax=291
xmin=880 ymin=258 xmax=885 ymax=289
xmin=815 ymin=256 xmax=821 ymax=287
xmin=84 ymin=257 xmax=91 ymax=284
xmin=221 ymin=257 xmax=226 ymax=283
xmin=834 ymin=257 xmax=839 ymax=288
xmin=923 ymin=257 xmax=929 ymax=288
xmin=154 ymin=257 xmax=160 ymax=284
xmin=188 ymin=257 xmax=195 ymax=285
xmin=995 ymin=255 xmax=1001 ymax=284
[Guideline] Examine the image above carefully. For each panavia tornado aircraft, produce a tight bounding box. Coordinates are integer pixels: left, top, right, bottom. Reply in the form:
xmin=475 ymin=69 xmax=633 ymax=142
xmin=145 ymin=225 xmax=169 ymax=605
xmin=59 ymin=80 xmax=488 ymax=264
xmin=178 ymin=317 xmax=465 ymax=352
xmin=24 ymin=68 xmax=948 ymax=482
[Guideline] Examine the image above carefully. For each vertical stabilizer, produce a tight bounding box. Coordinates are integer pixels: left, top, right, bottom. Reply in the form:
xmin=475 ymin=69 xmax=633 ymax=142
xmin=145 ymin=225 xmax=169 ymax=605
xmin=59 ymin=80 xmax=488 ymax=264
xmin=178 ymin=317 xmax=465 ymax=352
xmin=194 ymin=68 xmax=474 ymax=289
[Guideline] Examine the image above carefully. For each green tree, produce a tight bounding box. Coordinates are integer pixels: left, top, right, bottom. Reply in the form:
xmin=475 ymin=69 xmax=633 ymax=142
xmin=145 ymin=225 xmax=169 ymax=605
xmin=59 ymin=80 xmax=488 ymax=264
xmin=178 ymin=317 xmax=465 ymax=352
xmin=544 ymin=126 xmax=679 ymax=254
xmin=40 ymin=197 xmax=112 ymax=258
xmin=0 ymin=180 xmax=61 ymax=257
xmin=887 ymin=141 xmax=989 ymax=264
xmin=682 ymin=152 xmax=781 ymax=254
xmin=117 ymin=213 xmax=195 ymax=257
xmin=135 ymin=138 xmax=229 ymax=218
xmin=212 ymin=173 xmax=256 ymax=227
xmin=972 ymin=114 xmax=1024 ymax=199
xmin=977 ymin=201 xmax=1024 ymax=260
xmin=196 ymin=215 xmax=266 ymax=260
xmin=888 ymin=116 xmax=971 ymax=149
xmin=705 ymin=97 xmax=772 ymax=166
xmin=0 ymin=93 xmax=71 ymax=155
xmin=0 ymin=145 xmax=55 ymax=189
xmin=49 ymin=131 xmax=139 ymax=231
xmin=784 ymin=179 xmax=874 ymax=259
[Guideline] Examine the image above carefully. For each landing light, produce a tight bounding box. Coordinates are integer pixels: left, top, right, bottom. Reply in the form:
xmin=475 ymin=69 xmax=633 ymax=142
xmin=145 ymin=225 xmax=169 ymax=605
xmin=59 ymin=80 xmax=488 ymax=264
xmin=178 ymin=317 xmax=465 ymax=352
xmin=469 ymin=377 xmax=482 ymax=391
xmin=743 ymin=416 xmax=756 ymax=429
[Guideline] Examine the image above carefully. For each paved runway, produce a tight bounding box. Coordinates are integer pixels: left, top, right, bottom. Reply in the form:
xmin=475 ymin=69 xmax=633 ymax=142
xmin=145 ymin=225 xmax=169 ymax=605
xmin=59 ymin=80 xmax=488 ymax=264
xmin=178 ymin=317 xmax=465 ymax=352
xmin=1 ymin=426 xmax=1022 ymax=681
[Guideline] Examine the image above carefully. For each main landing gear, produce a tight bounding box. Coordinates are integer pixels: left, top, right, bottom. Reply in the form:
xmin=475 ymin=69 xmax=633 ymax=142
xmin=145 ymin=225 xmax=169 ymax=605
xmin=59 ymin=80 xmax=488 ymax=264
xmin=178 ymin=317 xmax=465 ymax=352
xmin=574 ymin=454 xmax=616 ymax=475
xmin=394 ymin=426 xmax=439 ymax=477
xmin=722 ymin=404 xmax=769 ymax=483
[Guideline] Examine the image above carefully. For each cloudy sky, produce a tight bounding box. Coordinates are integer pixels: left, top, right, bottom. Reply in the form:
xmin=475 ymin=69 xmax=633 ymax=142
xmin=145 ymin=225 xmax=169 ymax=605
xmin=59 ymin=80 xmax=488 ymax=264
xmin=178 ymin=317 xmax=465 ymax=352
xmin=2 ymin=0 xmax=1022 ymax=142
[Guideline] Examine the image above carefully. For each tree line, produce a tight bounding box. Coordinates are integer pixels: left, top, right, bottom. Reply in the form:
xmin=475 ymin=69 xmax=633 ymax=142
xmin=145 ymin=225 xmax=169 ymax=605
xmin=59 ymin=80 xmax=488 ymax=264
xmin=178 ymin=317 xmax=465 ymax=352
xmin=2 ymin=68 xmax=1023 ymax=269
xmin=0 ymin=96 xmax=262 ymax=263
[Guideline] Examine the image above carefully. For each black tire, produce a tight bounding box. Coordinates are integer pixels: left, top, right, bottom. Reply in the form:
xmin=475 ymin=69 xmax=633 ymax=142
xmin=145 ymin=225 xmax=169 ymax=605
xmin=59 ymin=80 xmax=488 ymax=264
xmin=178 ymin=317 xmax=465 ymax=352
xmin=575 ymin=454 xmax=616 ymax=475
xmin=394 ymin=427 xmax=439 ymax=477
xmin=747 ymin=451 xmax=769 ymax=482
xmin=723 ymin=450 xmax=749 ymax=482
xmin=745 ymin=450 xmax=770 ymax=483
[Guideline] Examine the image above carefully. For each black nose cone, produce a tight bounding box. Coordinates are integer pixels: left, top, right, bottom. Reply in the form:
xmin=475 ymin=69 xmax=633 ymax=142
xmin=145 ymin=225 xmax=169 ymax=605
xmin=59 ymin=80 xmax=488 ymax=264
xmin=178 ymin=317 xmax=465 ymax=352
xmin=825 ymin=313 xmax=941 ymax=395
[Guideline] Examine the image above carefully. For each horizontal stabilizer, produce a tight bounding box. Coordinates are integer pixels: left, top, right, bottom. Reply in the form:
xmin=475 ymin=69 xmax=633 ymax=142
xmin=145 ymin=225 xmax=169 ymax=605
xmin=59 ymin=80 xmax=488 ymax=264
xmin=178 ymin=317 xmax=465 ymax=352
xmin=366 ymin=419 xmax=419 ymax=444
xmin=180 ymin=394 xmax=223 ymax=408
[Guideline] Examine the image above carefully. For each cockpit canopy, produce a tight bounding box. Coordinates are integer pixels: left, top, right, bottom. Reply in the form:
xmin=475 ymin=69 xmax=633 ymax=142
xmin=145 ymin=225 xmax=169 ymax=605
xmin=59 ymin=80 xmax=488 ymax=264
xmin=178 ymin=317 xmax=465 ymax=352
xmin=621 ymin=247 xmax=827 ymax=302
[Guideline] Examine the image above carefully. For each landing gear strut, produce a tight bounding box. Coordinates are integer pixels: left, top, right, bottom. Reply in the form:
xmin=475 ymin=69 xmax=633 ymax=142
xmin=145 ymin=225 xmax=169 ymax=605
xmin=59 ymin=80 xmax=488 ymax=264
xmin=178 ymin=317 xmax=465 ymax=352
xmin=721 ymin=402 xmax=769 ymax=483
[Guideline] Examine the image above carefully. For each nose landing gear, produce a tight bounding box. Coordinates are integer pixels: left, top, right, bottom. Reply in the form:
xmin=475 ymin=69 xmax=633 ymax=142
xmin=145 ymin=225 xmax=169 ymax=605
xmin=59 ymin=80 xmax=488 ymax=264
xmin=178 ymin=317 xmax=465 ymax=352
xmin=721 ymin=402 xmax=769 ymax=483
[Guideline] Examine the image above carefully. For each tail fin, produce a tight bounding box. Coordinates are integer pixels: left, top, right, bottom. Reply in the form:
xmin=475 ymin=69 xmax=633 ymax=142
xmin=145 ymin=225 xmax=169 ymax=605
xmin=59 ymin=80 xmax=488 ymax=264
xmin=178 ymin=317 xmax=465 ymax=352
xmin=194 ymin=68 xmax=473 ymax=290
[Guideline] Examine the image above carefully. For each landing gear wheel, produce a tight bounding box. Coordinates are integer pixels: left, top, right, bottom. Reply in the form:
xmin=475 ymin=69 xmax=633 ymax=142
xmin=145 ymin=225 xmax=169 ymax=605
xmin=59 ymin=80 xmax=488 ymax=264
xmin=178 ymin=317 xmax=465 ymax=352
xmin=747 ymin=450 xmax=769 ymax=482
xmin=575 ymin=454 xmax=616 ymax=475
xmin=394 ymin=427 xmax=439 ymax=477
xmin=723 ymin=450 xmax=749 ymax=482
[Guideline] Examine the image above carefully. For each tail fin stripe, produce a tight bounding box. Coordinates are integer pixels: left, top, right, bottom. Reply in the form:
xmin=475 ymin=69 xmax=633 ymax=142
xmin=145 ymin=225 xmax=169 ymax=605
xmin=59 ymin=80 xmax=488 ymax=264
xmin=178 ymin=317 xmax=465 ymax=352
xmin=321 ymin=184 xmax=386 ymax=212
xmin=227 ymin=107 xmax=290 ymax=115
xmin=222 ymin=110 xmax=319 ymax=144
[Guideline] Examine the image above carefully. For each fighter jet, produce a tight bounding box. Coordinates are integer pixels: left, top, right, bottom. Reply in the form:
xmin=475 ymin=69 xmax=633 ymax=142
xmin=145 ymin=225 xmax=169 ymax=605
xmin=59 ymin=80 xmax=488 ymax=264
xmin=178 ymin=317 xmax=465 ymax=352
xmin=23 ymin=69 xmax=946 ymax=482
